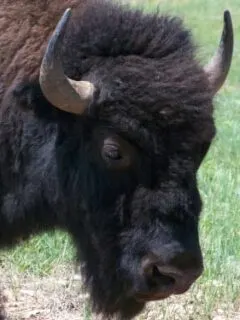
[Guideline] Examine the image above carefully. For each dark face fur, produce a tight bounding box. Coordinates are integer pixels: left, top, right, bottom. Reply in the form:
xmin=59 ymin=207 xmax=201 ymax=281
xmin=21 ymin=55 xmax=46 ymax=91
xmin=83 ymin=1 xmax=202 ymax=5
xmin=55 ymin=5 xmax=216 ymax=316
xmin=62 ymin=98 xmax=215 ymax=319
xmin=45 ymin=50 xmax=215 ymax=319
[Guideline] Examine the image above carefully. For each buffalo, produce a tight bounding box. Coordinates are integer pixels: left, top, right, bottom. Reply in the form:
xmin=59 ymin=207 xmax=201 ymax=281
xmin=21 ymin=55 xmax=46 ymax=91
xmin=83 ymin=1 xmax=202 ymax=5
xmin=0 ymin=0 xmax=234 ymax=319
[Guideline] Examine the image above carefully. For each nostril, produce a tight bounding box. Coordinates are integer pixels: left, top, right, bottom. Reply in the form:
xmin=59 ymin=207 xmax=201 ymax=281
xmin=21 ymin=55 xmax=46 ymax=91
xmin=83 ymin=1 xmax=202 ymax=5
xmin=156 ymin=265 xmax=183 ymax=279
xmin=146 ymin=264 xmax=176 ymax=287
xmin=140 ymin=252 xmax=203 ymax=300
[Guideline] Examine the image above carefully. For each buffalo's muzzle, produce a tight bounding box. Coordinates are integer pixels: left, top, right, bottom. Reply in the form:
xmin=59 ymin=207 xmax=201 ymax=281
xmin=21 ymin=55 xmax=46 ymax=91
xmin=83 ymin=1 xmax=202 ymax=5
xmin=135 ymin=249 xmax=203 ymax=302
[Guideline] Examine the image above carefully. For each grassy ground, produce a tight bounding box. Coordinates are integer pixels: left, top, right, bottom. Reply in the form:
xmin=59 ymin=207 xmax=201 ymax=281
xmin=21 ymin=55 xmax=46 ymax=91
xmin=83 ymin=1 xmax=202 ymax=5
xmin=1 ymin=0 xmax=239 ymax=319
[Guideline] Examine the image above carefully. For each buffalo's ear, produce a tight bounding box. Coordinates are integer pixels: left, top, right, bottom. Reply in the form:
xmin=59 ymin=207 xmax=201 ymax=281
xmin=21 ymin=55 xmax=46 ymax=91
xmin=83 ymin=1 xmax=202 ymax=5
xmin=204 ymin=10 xmax=234 ymax=94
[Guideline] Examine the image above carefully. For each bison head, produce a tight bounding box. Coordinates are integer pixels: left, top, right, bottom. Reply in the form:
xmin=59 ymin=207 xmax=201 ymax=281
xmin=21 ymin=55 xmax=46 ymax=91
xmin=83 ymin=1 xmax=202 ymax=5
xmin=36 ymin=4 xmax=233 ymax=319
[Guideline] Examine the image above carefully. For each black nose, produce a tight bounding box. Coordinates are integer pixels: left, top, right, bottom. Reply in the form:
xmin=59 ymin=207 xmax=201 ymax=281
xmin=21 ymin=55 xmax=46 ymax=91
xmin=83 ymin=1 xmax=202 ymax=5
xmin=139 ymin=251 xmax=203 ymax=300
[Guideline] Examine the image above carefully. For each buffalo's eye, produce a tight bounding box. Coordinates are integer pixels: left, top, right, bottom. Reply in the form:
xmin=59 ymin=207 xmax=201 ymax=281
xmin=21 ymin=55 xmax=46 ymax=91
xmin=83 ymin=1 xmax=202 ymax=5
xmin=103 ymin=143 xmax=122 ymax=161
xmin=101 ymin=137 xmax=133 ymax=169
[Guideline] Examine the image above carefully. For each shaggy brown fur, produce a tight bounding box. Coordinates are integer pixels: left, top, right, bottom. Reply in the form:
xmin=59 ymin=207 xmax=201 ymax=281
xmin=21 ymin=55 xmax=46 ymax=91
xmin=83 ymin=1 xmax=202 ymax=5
xmin=0 ymin=0 xmax=80 ymax=100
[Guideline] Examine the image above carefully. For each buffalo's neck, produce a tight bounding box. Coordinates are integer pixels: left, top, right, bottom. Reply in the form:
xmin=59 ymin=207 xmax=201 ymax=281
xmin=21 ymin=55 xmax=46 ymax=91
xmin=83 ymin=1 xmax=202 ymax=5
xmin=0 ymin=99 xmax=66 ymax=247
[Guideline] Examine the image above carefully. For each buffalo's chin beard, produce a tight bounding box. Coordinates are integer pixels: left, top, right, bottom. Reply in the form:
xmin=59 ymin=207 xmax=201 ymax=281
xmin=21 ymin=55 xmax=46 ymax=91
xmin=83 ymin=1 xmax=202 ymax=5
xmin=70 ymin=212 xmax=146 ymax=319
xmin=105 ymin=298 xmax=145 ymax=320
xmin=92 ymin=296 xmax=145 ymax=320
xmin=76 ymin=260 xmax=145 ymax=320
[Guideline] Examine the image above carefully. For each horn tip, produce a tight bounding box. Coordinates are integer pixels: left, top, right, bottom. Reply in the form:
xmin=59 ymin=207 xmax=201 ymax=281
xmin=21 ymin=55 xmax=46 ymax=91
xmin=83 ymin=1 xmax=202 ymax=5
xmin=46 ymin=7 xmax=72 ymax=54
xmin=222 ymin=9 xmax=233 ymax=48
xmin=61 ymin=8 xmax=72 ymax=25
xmin=223 ymin=10 xmax=232 ymax=26
xmin=64 ymin=8 xmax=72 ymax=16
xmin=223 ymin=10 xmax=231 ymax=17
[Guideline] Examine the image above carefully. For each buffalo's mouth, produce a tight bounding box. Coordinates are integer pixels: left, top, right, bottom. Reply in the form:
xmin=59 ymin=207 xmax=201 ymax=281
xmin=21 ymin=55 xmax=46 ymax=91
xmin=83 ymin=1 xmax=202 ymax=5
xmin=134 ymin=282 xmax=192 ymax=302
xmin=135 ymin=292 xmax=172 ymax=302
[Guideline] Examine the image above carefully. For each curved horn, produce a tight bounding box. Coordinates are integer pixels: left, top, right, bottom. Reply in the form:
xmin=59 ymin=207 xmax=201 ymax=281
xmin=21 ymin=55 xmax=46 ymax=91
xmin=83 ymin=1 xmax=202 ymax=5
xmin=39 ymin=8 xmax=95 ymax=114
xmin=204 ymin=10 xmax=234 ymax=94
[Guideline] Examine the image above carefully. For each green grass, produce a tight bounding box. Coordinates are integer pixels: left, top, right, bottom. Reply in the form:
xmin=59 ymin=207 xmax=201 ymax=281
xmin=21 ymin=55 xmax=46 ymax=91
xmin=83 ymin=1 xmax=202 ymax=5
xmin=1 ymin=231 xmax=74 ymax=275
xmin=1 ymin=0 xmax=240 ymax=318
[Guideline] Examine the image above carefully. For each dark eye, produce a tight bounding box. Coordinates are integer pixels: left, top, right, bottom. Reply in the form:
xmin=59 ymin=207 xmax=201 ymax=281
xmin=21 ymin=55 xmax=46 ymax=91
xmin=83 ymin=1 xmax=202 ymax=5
xmin=101 ymin=136 xmax=133 ymax=169
xmin=103 ymin=143 xmax=122 ymax=161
